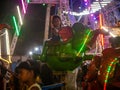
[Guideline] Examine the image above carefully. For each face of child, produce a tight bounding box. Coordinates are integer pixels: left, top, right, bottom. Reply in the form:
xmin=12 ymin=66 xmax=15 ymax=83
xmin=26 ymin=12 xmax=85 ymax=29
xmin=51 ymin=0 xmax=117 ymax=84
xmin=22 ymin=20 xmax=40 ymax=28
xmin=53 ymin=18 xmax=61 ymax=28
xmin=18 ymin=68 xmax=33 ymax=83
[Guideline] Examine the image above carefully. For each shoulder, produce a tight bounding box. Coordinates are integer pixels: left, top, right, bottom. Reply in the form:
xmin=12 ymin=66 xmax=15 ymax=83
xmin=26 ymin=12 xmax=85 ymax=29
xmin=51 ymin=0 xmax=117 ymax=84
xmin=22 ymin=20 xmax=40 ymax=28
xmin=30 ymin=86 xmax=41 ymax=90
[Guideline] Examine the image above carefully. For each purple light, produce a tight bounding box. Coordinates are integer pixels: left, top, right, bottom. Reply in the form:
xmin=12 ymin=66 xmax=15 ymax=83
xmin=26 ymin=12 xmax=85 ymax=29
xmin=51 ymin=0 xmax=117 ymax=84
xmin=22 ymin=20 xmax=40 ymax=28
xmin=21 ymin=0 xmax=26 ymax=14
xmin=85 ymin=3 xmax=88 ymax=5
xmin=95 ymin=21 xmax=98 ymax=24
xmin=91 ymin=14 xmax=94 ymax=16
xmin=94 ymin=17 xmax=96 ymax=20
xmin=84 ymin=0 xmax=87 ymax=2
xmin=79 ymin=7 xmax=81 ymax=9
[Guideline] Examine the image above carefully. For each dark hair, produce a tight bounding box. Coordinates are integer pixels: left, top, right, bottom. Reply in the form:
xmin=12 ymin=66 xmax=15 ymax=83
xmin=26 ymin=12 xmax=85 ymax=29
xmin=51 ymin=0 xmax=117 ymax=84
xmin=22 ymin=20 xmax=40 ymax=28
xmin=17 ymin=60 xmax=41 ymax=78
xmin=52 ymin=15 xmax=61 ymax=24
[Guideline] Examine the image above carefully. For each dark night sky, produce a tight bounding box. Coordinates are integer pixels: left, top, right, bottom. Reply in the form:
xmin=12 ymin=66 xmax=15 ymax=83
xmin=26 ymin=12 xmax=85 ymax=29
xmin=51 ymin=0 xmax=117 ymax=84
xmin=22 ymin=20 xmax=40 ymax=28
xmin=0 ymin=0 xmax=47 ymax=55
xmin=14 ymin=4 xmax=47 ymax=55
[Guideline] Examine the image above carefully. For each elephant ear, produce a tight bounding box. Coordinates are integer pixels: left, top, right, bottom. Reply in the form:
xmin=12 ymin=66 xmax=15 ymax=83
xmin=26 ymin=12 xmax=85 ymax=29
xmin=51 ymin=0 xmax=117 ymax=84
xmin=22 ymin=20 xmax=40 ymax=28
xmin=58 ymin=26 xmax=73 ymax=42
xmin=0 ymin=24 xmax=12 ymax=30
xmin=71 ymin=22 xmax=92 ymax=53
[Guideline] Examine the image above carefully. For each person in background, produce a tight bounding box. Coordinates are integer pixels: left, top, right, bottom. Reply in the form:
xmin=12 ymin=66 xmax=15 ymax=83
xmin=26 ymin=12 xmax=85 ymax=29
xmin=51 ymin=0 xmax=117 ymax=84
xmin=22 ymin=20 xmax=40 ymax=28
xmin=50 ymin=15 xmax=62 ymax=41
xmin=17 ymin=60 xmax=42 ymax=90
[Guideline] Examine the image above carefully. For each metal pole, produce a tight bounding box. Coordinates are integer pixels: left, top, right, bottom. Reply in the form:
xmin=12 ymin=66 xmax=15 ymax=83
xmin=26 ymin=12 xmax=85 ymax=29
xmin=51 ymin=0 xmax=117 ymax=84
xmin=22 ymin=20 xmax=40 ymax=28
xmin=44 ymin=4 xmax=51 ymax=41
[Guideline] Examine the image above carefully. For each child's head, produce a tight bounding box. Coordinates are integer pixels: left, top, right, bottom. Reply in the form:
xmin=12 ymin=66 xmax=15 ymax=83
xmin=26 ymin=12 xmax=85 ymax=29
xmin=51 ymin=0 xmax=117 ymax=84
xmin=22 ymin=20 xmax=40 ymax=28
xmin=17 ymin=60 xmax=41 ymax=83
xmin=52 ymin=15 xmax=62 ymax=28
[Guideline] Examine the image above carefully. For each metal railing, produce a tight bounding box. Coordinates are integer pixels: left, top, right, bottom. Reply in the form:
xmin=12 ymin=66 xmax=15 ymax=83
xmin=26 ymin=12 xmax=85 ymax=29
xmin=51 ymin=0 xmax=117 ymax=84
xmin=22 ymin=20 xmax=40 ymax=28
xmin=42 ymin=83 xmax=65 ymax=90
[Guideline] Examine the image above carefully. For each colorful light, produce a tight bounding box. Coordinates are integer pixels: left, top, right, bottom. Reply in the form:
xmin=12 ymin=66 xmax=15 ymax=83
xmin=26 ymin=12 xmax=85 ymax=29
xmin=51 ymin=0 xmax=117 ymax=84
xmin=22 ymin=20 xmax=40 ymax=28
xmin=77 ymin=30 xmax=91 ymax=56
xmin=84 ymin=0 xmax=87 ymax=2
xmin=17 ymin=6 xmax=23 ymax=25
xmin=0 ymin=57 xmax=10 ymax=63
xmin=5 ymin=29 xmax=11 ymax=63
xmin=21 ymin=0 xmax=26 ymax=14
xmin=99 ymin=13 xmax=103 ymax=29
xmin=43 ymin=3 xmax=45 ymax=6
xmin=99 ymin=13 xmax=104 ymax=48
xmin=12 ymin=16 xmax=19 ymax=36
xmin=85 ymin=3 xmax=88 ymax=6
xmin=104 ymin=58 xmax=117 ymax=90
xmin=102 ymin=26 xmax=116 ymax=37
xmin=27 ymin=0 xmax=30 ymax=3
xmin=95 ymin=21 xmax=98 ymax=23
xmin=109 ymin=32 xmax=116 ymax=37
xmin=91 ymin=14 xmax=94 ymax=16
xmin=94 ymin=17 xmax=96 ymax=20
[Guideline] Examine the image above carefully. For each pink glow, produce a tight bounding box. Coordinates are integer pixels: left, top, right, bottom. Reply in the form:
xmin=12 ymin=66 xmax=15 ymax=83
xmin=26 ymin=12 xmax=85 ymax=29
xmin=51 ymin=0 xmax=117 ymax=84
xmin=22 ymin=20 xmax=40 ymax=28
xmin=21 ymin=0 xmax=26 ymax=14
xmin=85 ymin=3 xmax=88 ymax=5
xmin=84 ymin=0 xmax=87 ymax=2
xmin=91 ymin=14 xmax=94 ymax=16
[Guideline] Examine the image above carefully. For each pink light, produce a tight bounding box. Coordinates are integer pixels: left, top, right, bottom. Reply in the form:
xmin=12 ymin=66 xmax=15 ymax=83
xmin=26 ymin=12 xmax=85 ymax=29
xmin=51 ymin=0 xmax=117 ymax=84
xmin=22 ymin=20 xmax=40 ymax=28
xmin=94 ymin=17 xmax=96 ymax=20
xmin=21 ymin=0 xmax=26 ymax=14
xmin=91 ymin=14 xmax=94 ymax=16
xmin=84 ymin=0 xmax=87 ymax=2
xmin=85 ymin=3 xmax=88 ymax=5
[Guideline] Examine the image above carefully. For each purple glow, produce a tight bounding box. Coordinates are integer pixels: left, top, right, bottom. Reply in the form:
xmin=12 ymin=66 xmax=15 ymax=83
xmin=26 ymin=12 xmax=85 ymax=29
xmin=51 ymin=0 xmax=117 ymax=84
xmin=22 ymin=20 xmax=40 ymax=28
xmin=94 ymin=17 xmax=96 ymax=20
xmin=84 ymin=0 xmax=87 ymax=2
xmin=85 ymin=3 xmax=88 ymax=5
xmin=21 ymin=0 xmax=26 ymax=14
xmin=95 ymin=21 xmax=98 ymax=24
xmin=91 ymin=14 xmax=94 ymax=16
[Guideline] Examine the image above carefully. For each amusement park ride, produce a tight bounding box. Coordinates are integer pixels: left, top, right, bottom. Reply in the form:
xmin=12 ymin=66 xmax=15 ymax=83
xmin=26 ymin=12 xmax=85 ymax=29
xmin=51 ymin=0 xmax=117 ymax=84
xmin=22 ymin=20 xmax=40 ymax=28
xmin=0 ymin=0 xmax=120 ymax=90
xmin=0 ymin=0 xmax=120 ymax=69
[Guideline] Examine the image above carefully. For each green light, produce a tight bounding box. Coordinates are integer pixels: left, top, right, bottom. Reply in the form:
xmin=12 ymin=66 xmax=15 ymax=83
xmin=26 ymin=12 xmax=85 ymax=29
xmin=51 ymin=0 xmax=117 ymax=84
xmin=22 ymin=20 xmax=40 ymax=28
xmin=77 ymin=30 xmax=91 ymax=56
xmin=12 ymin=16 xmax=19 ymax=36
xmin=27 ymin=0 xmax=30 ymax=3
xmin=104 ymin=59 xmax=117 ymax=90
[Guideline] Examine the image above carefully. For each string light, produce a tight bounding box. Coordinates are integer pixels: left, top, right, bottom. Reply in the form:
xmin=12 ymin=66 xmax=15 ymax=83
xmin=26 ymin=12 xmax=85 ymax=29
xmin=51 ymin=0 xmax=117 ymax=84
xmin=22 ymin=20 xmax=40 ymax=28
xmin=104 ymin=58 xmax=118 ymax=90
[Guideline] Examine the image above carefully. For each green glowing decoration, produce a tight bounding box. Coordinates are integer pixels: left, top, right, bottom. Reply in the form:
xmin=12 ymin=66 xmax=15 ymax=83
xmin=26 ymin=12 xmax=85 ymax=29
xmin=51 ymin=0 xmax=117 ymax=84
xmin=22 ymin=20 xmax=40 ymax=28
xmin=77 ymin=30 xmax=91 ymax=56
xmin=27 ymin=0 xmax=30 ymax=3
xmin=104 ymin=58 xmax=118 ymax=90
xmin=12 ymin=16 xmax=19 ymax=36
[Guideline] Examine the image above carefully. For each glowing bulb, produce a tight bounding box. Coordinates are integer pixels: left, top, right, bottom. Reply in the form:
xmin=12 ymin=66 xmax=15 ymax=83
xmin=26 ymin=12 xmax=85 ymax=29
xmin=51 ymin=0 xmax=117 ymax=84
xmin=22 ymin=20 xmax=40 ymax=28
xmin=29 ymin=51 xmax=33 ymax=55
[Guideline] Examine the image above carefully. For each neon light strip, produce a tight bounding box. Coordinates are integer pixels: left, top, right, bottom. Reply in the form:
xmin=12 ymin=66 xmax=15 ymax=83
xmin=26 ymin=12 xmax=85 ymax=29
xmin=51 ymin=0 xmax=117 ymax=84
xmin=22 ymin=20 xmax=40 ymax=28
xmin=27 ymin=0 xmax=30 ymax=3
xmin=0 ymin=57 xmax=10 ymax=64
xmin=77 ymin=30 xmax=91 ymax=56
xmin=17 ymin=6 xmax=23 ymax=25
xmin=21 ymin=0 xmax=26 ymax=14
xmin=102 ymin=26 xmax=116 ymax=37
xmin=5 ymin=29 xmax=12 ymax=63
xmin=99 ymin=13 xmax=104 ymax=48
xmin=12 ymin=16 xmax=19 ymax=36
xmin=104 ymin=58 xmax=117 ymax=90
xmin=99 ymin=13 xmax=103 ymax=29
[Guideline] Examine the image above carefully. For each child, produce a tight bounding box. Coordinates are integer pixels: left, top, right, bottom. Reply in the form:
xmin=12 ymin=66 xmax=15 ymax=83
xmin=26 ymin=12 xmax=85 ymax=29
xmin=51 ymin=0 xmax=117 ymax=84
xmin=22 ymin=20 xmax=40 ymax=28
xmin=17 ymin=60 xmax=42 ymax=90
